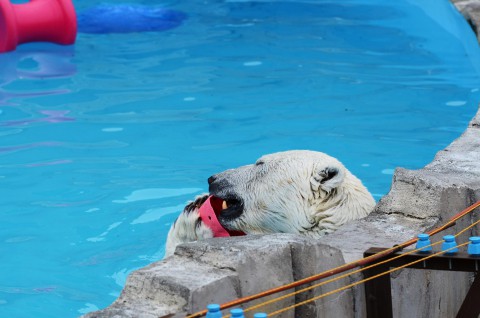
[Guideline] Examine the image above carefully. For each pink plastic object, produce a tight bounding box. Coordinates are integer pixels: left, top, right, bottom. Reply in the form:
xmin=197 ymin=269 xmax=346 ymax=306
xmin=199 ymin=196 xmax=245 ymax=237
xmin=0 ymin=0 xmax=77 ymax=53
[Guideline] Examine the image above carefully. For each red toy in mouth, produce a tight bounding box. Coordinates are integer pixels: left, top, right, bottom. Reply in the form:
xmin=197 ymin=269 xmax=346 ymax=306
xmin=199 ymin=195 xmax=245 ymax=237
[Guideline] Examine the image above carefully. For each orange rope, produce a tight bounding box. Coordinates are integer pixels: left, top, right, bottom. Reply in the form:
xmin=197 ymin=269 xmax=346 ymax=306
xmin=240 ymin=215 xmax=480 ymax=317
xmin=238 ymin=239 xmax=446 ymax=316
xmin=235 ymin=217 xmax=480 ymax=317
xmin=185 ymin=200 xmax=480 ymax=318
xmin=267 ymin=241 xmax=471 ymax=317
xmin=455 ymin=217 xmax=480 ymax=238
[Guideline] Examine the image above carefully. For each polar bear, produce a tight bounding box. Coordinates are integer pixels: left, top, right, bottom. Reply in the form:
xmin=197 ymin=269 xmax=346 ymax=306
xmin=165 ymin=150 xmax=375 ymax=256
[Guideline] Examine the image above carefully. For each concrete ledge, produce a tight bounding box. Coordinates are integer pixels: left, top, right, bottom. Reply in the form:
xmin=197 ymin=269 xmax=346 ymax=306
xmin=85 ymin=234 xmax=354 ymax=317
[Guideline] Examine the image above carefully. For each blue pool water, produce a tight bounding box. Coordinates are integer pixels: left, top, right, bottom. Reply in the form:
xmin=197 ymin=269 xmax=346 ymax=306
xmin=1 ymin=0 xmax=480 ymax=317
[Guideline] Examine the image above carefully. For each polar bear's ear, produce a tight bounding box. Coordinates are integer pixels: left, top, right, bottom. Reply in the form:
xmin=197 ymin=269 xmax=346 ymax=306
xmin=310 ymin=166 xmax=344 ymax=194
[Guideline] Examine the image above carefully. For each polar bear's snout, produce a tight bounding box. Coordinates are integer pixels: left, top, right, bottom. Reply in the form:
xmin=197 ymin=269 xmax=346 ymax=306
xmin=208 ymin=172 xmax=245 ymax=225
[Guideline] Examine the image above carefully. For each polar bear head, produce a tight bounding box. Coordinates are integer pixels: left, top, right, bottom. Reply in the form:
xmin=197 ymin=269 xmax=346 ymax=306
xmin=207 ymin=150 xmax=375 ymax=237
xmin=165 ymin=150 xmax=375 ymax=256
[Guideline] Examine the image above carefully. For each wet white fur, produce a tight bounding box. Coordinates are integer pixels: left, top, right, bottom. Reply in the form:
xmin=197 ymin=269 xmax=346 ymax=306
xmin=165 ymin=150 xmax=375 ymax=256
xmin=165 ymin=195 xmax=212 ymax=257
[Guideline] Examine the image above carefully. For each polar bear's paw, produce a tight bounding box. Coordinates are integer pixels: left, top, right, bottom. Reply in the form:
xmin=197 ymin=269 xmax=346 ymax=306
xmin=165 ymin=194 xmax=210 ymax=256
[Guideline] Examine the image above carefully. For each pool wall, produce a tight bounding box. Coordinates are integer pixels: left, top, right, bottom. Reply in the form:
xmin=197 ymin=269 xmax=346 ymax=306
xmin=83 ymin=3 xmax=480 ymax=318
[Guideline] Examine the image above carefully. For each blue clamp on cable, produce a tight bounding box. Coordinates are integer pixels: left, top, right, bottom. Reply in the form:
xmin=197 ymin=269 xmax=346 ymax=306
xmin=254 ymin=314 xmax=268 ymax=318
xmin=468 ymin=236 xmax=480 ymax=256
xmin=206 ymin=304 xmax=222 ymax=318
xmin=416 ymin=233 xmax=432 ymax=253
xmin=230 ymin=308 xmax=244 ymax=318
xmin=441 ymin=235 xmax=458 ymax=254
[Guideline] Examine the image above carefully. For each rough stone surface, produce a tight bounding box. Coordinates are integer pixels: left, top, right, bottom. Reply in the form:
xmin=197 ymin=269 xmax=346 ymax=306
xmin=286 ymin=236 xmax=354 ymax=318
xmin=85 ymin=255 xmax=239 ymax=318
xmin=85 ymin=234 xmax=354 ymax=318
xmin=85 ymin=3 xmax=480 ymax=317
xmin=85 ymin=234 xmax=326 ymax=317
xmin=453 ymin=0 xmax=480 ymax=41
xmin=173 ymin=235 xmax=296 ymax=317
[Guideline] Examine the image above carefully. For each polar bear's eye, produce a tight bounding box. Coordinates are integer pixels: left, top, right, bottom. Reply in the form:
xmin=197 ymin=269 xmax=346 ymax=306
xmin=255 ymin=160 xmax=265 ymax=166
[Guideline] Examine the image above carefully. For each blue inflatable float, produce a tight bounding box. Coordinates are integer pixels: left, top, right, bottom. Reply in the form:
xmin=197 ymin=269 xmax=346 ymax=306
xmin=77 ymin=4 xmax=187 ymax=34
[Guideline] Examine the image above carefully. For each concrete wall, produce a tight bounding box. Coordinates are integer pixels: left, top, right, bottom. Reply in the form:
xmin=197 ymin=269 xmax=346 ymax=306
xmin=85 ymin=3 xmax=480 ymax=318
xmin=84 ymin=234 xmax=355 ymax=318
